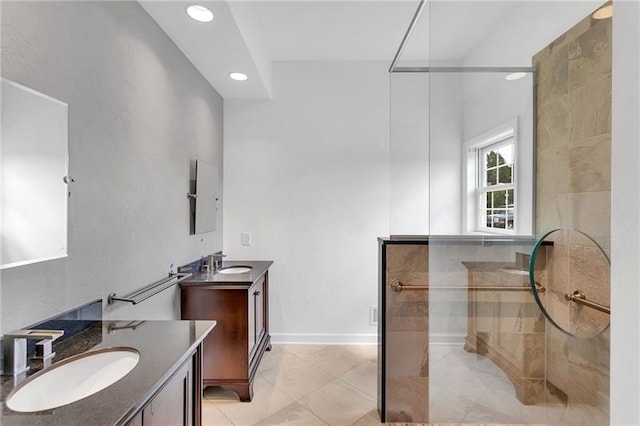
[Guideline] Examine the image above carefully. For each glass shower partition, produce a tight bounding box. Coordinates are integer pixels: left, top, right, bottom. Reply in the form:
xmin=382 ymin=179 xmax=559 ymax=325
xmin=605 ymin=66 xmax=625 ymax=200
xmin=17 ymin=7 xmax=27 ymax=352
xmin=387 ymin=64 xmax=547 ymax=424
xmin=385 ymin=0 xmax=612 ymax=424
xmin=426 ymin=236 xmax=547 ymax=424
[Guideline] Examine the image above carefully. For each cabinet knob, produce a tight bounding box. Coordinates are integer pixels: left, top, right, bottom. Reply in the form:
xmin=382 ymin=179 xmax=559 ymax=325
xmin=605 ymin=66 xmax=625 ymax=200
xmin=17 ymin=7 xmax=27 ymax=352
xmin=253 ymin=291 xmax=261 ymax=296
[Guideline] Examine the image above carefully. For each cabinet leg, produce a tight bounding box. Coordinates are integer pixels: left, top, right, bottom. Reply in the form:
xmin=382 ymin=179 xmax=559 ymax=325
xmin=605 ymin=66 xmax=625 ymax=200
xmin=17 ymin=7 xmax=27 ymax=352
xmin=227 ymin=383 xmax=254 ymax=402
xmin=266 ymin=343 xmax=273 ymax=351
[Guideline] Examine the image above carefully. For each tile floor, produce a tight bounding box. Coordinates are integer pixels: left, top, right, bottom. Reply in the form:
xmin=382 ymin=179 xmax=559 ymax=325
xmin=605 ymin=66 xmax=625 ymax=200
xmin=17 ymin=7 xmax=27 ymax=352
xmin=202 ymin=344 xmax=602 ymax=426
xmin=429 ymin=345 xmax=548 ymax=425
xmin=202 ymin=344 xmax=379 ymax=426
xmin=428 ymin=345 xmax=605 ymax=426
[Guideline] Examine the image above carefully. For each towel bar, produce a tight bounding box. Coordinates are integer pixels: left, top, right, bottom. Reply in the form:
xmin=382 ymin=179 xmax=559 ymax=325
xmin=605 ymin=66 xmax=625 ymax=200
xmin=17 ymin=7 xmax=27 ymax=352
xmin=108 ymin=273 xmax=192 ymax=305
xmin=564 ymin=290 xmax=610 ymax=315
xmin=391 ymin=281 xmax=546 ymax=293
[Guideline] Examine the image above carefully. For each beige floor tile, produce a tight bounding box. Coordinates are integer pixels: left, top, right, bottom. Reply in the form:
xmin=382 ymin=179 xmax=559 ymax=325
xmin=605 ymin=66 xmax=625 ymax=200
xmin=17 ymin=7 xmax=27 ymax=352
xmin=297 ymin=346 xmax=366 ymax=377
xmin=262 ymin=353 xmax=336 ymax=400
xmin=473 ymin=389 xmax=546 ymax=424
xmin=446 ymin=350 xmax=507 ymax=378
xmin=300 ymin=380 xmax=376 ymax=426
xmin=280 ymin=344 xmax=327 ymax=358
xmin=432 ymin=370 xmax=495 ymax=402
xmin=201 ymin=344 xmax=567 ymax=426
xmin=262 ymin=344 xmax=287 ymax=360
xmin=485 ymin=375 xmax=516 ymax=394
xmin=202 ymin=402 xmax=234 ymax=425
xmin=255 ymin=402 xmax=328 ymax=425
xmin=257 ymin=349 xmax=307 ymax=379
xmin=428 ymin=384 xmax=474 ymax=424
xmin=430 ymin=346 xmax=564 ymax=425
xmin=351 ymin=409 xmax=383 ymax=425
xmin=215 ymin=377 xmax=295 ymax=425
xmin=339 ymin=361 xmax=377 ymax=398
xmin=340 ymin=345 xmax=378 ymax=363
xmin=427 ymin=344 xmax=456 ymax=363
xmin=462 ymin=403 xmax=521 ymax=424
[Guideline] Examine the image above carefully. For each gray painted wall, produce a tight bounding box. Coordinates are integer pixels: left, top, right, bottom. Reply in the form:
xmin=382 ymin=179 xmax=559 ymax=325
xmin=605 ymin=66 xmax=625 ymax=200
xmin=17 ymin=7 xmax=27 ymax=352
xmin=1 ymin=1 xmax=224 ymax=333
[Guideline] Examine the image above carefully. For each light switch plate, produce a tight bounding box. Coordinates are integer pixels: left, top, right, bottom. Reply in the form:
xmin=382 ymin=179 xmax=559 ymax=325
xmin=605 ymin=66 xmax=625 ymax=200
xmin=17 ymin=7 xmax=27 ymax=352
xmin=370 ymin=306 xmax=378 ymax=326
xmin=241 ymin=232 xmax=252 ymax=246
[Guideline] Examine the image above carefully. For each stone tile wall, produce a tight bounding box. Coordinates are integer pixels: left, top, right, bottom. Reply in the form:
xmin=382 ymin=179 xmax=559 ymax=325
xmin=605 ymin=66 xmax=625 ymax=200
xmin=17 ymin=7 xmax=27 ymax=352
xmin=534 ymin=8 xmax=611 ymax=251
xmin=384 ymin=244 xmax=429 ymax=422
xmin=533 ymin=5 xmax=611 ymax=424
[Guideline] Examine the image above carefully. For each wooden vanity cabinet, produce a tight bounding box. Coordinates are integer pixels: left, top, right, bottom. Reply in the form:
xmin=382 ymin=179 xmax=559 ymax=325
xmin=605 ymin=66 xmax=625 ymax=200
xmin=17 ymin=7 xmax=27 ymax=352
xmin=141 ymin=358 xmax=193 ymax=426
xmin=180 ymin=271 xmax=271 ymax=402
xmin=249 ymin=277 xmax=266 ymax=357
xmin=126 ymin=346 xmax=202 ymax=426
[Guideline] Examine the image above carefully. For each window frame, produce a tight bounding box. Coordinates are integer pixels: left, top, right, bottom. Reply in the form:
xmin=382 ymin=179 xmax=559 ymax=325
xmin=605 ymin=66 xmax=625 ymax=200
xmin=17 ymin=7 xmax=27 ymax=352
xmin=462 ymin=119 xmax=519 ymax=235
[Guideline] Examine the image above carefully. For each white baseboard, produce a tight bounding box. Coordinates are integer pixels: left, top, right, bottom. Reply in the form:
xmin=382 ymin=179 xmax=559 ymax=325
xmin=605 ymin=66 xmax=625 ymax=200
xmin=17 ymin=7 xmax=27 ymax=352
xmin=428 ymin=333 xmax=466 ymax=345
xmin=270 ymin=332 xmax=464 ymax=346
xmin=270 ymin=332 xmax=377 ymax=345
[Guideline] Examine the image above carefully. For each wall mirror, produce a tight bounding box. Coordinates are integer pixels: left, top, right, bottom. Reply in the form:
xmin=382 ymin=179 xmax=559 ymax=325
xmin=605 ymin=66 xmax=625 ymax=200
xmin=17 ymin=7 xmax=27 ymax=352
xmin=191 ymin=160 xmax=218 ymax=234
xmin=529 ymin=229 xmax=610 ymax=338
xmin=1 ymin=79 xmax=69 ymax=269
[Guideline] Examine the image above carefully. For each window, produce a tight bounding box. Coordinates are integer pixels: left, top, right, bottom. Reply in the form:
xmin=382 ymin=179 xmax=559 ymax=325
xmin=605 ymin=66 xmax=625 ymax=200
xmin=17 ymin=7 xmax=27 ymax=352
xmin=463 ymin=121 xmax=517 ymax=235
xmin=479 ymin=139 xmax=515 ymax=231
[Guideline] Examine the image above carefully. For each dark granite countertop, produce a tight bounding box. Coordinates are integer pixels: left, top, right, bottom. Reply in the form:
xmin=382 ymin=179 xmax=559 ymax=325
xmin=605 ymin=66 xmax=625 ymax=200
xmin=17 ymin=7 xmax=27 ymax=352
xmin=180 ymin=260 xmax=273 ymax=287
xmin=1 ymin=320 xmax=215 ymax=425
xmin=461 ymin=261 xmax=525 ymax=271
xmin=378 ymin=235 xmax=543 ymax=244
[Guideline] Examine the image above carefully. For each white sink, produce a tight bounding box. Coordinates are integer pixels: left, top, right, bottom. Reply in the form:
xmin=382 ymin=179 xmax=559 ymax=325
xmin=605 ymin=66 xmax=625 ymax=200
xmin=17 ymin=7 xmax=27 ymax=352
xmin=6 ymin=347 xmax=140 ymax=413
xmin=217 ymin=266 xmax=252 ymax=274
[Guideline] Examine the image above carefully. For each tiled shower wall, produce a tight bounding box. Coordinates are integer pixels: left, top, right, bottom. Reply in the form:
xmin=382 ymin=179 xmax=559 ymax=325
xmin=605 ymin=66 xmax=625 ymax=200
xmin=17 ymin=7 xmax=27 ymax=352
xmin=383 ymin=243 xmax=429 ymax=422
xmin=533 ymin=6 xmax=611 ymax=423
xmin=534 ymin=8 xmax=611 ymax=247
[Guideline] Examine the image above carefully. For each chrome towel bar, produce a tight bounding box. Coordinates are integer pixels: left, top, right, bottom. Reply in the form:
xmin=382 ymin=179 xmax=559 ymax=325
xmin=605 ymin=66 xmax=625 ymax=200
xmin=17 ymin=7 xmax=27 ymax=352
xmin=391 ymin=281 xmax=546 ymax=293
xmin=564 ymin=290 xmax=610 ymax=315
xmin=108 ymin=273 xmax=192 ymax=305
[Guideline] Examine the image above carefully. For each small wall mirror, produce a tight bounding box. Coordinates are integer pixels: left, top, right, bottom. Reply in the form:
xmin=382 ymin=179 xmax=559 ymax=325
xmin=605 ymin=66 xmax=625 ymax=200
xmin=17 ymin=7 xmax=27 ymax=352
xmin=529 ymin=229 xmax=610 ymax=338
xmin=1 ymin=79 xmax=69 ymax=269
xmin=192 ymin=160 xmax=218 ymax=234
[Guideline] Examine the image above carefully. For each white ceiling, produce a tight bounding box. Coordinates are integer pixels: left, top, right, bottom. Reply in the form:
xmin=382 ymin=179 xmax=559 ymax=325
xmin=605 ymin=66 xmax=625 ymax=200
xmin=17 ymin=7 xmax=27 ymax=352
xmin=140 ymin=0 xmax=605 ymax=99
xmin=239 ymin=1 xmax=418 ymax=61
xmin=140 ymin=1 xmax=273 ymax=99
xmin=400 ymin=1 xmax=517 ymax=64
xmin=140 ymin=0 xmax=421 ymax=99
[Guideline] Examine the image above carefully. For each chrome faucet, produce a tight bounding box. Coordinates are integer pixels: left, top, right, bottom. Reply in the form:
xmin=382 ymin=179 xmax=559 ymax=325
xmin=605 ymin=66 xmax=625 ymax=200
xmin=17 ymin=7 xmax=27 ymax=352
xmin=2 ymin=329 xmax=64 ymax=378
xmin=210 ymin=252 xmax=227 ymax=270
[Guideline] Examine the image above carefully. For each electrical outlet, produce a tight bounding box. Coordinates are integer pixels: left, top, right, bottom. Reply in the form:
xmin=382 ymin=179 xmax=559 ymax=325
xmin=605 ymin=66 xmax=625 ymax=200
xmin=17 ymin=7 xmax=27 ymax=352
xmin=369 ymin=306 xmax=378 ymax=326
xmin=241 ymin=232 xmax=252 ymax=246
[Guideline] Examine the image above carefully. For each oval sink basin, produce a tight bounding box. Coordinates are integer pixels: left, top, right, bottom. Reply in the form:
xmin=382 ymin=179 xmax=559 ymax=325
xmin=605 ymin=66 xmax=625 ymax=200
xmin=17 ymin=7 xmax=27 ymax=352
xmin=217 ymin=266 xmax=252 ymax=274
xmin=7 ymin=347 xmax=139 ymax=413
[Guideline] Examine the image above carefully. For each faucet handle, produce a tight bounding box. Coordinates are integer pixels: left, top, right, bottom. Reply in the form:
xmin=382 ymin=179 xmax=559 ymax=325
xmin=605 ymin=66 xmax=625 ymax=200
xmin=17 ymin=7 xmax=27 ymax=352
xmin=34 ymin=339 xmax=54 ymax=358
xmin=33 ymin=339 xmax=57 ymax=369
xmin=2 ymin=329 xmax=64 ymax=376
xmin=5 ymin=329 xmax=64 ymax=341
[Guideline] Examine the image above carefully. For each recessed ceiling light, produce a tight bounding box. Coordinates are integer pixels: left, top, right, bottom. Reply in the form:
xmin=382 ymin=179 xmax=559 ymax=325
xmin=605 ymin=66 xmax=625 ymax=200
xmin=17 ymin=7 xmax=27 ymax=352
xmin=186 ymin=5 xmax=214 ymax=23
xmin=592 ymin=4 xmax=612 ymax=20
xmin=229 ymin=73 xmax=248 ymax=81
xmin=505 ymin=72 xmax=527 ymax=81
